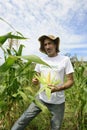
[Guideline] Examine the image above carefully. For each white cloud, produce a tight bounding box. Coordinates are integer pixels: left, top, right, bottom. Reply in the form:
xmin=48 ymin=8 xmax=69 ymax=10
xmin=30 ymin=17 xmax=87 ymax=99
xmin=0 ymin=0 xmax=87 ymax=60
xmin=61 ymin=43 xmax=87 ymax=49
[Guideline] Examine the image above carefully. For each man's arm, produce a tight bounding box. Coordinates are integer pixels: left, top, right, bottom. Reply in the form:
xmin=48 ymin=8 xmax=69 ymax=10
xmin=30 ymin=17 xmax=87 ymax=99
xmin=50 ymin=73 xmax=74 ymax=93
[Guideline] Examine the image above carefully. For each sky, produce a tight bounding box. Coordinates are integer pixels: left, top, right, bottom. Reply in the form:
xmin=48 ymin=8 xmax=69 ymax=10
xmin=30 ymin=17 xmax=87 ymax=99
xmin=0 ymin=0 xmax=87 ymax=62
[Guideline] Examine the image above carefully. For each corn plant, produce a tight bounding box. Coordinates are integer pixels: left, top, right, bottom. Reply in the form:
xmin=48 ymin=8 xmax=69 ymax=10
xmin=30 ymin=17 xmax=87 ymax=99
xmin=0 ymin=32 xmax=50 ymax=129
xmin=0 ymin=18 xmax=52 ymax=130
xmin=35 ymin=72 xmax=61 ymax=99
xmin=65 ymin=60 xmax=87 ymax=130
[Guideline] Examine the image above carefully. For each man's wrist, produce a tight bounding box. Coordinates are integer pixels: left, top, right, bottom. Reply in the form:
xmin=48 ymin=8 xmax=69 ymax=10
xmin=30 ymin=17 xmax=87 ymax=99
xmin=57 ymin=85 xmax=65 ymax=91
xmin=51 ymin=85 xmax=65 ymax=93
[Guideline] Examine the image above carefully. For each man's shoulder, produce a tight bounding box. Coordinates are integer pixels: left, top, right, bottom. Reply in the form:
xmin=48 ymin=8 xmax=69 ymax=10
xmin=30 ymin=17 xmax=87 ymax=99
xmin=40 ymin=54 xmax=70 ymax=62
xmin=58 ymin=54 xmax=69 ymax=60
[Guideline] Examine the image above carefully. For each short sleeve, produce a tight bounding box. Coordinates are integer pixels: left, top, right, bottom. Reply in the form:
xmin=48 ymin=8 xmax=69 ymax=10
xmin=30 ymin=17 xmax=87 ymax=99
xmin=65 ymin=57 xmax=74 ymax=74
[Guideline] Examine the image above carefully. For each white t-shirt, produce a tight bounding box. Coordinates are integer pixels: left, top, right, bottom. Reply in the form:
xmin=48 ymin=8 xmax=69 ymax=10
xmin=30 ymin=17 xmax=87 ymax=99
xmin=35 ymin=54 xmax=74 ymax=104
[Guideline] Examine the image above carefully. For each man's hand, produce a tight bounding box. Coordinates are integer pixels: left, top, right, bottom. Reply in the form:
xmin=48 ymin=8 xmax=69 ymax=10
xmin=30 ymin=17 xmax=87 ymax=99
xmin=32 ymin=78 xmax=39 ymax=85
xmin=48 ymin=73 xmax=74 ymax=93
xmin=48 ymin=84 xmax=58 ymax=93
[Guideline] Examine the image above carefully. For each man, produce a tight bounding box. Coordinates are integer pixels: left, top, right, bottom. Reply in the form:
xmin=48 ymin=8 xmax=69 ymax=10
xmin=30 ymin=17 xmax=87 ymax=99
xmin=11 ymin=35 xmax=74 ymax=130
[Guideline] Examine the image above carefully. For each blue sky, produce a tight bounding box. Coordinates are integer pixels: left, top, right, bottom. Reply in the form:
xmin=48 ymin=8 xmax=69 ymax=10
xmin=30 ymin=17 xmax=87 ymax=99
xmin=0 ymin=0 xmax=87 ymax=62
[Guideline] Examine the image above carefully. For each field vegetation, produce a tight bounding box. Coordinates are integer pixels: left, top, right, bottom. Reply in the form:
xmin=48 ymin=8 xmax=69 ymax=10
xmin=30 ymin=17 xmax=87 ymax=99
xmin=0 ymin=27 xmax=87 ymax=129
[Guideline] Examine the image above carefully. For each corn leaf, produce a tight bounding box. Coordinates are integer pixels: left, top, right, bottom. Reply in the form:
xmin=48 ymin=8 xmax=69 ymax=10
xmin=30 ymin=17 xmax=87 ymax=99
xmin=36 ymin=86 xmax=46 ymax=96
xmin=17 ymin=55 xmax=50 ymax=67
xmin=0 ymin=56 xmax=17 ymax=72
xmin=35 ymin=75 xmax=46 ymax=84
xmin=24 ymin=86 xmax=34 ymax=94
xmin=0 ymin=101 xmax=7 ymax=109
xmin=45 ymin=87 xmax=51 ymax=99
xmin=0 ymin=32 xmax=27 ymax=46
xmin=17 ymin=44 xmax=25 ymax=56
xmin=53 ymin=79 xmax=61 ymax=85
xmin=34 ymin=99 xmax=48 ymax=113
xmin=18 ymin=91 xmax=28 ymax=101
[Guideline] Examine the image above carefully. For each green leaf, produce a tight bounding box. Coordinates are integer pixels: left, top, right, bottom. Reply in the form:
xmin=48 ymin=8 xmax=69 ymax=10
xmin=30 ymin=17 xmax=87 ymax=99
xmin=0 ymin=17 xmax=16 ymax=31
xmin=0 ymin=32 xmax=11 ymax=45
xmin=7 ymin=48 xmax=12 ymax=55
xmin=16 ymin=31 xmax=24 ymax=37
xmin=35 ymin=74 xmax=46 ymax=84
xmin=36 ymin=86 xmax=46 ymax=96
xmin=0 ymin=85 xmax=6 ymax=94
xmin=53 ymin=79 xmax=61 ymax=85
xmin=17 ymin=55 xmax=50 ymax=67
xmin=12 ymin=93 xmax=18 ymax=98
xmin=0 ymin=32 xmax=27 ymax=46
xmin=45 ymin=87 xmax=51 ymax=99
xmin=0 ymin=100 xmax=7 ymax=109
xmin=12 ymin=44 xmax=25 ymax=56
xmin=18 ymin=91 xmax=28 ymax=101
xmin=9 ymin=34 xmax=27 ymax=40
xmin=24 ymin=86 xmax=34 ymax=94
xmin=34 ymin=99 xmax=48 ymax=113
xmin=0 ymin=56 xmax=17 ymax=72
xmin=17 ymin=44 xmax=25 ymax=56
xmin=28 ymin=95 xmax=35 ymax=101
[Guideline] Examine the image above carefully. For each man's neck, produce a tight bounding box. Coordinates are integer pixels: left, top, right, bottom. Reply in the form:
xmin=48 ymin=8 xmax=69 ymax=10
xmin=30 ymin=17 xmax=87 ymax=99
xmin=48 ymin=53 xmax=58 ymax=57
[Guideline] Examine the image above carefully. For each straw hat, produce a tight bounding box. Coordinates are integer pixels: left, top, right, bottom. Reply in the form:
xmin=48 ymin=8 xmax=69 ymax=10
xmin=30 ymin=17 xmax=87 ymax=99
xmin=38 ymin=35 xmax=60 ymax=54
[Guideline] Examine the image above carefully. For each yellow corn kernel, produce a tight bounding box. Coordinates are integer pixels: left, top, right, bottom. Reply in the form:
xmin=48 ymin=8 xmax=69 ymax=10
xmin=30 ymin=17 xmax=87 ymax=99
xmin=46 ymin=72 xmax=51 ymax=84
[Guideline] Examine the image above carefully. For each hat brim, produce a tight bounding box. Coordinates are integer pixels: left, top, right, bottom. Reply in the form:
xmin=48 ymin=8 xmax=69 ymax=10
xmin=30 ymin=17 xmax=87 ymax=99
xmin=38 ymin=35 xmax=59 ymax=42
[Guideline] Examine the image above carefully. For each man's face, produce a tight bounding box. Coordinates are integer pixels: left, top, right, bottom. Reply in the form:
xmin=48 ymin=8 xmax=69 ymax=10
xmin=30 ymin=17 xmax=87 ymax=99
xmin=44 ymin=38 xmax=57 ymax=57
